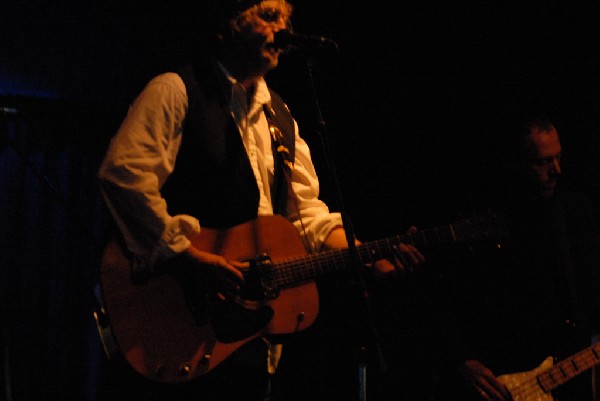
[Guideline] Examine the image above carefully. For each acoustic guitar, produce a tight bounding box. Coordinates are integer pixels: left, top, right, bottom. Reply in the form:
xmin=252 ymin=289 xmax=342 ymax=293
xmin=100 ymin=213 xmax=506 ymax=383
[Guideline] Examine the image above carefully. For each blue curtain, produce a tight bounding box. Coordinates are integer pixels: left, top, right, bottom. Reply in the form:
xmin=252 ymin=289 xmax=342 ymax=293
xmin=1 ymin=97 xmax=122 ymax=401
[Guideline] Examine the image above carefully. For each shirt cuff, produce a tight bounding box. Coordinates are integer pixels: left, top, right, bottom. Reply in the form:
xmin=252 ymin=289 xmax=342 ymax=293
xmin=149 ymin=214 xmax=201 ymax=269
xmin=296 ymin=212 xmax=344 ymax=253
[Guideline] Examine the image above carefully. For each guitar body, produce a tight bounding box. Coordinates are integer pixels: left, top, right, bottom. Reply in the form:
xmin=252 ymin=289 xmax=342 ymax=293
xmin=498 ymin=357 xmax=555 ymax=401
xmin=100 ymin=212 xmax=508 ymax=383
xmin=100 ymin=215 xmax=318 ymax=383
xmin=497 ymin=340 xmax=600 ymax=401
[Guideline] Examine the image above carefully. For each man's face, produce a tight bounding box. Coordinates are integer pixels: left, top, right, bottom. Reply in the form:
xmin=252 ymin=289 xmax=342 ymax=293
xmin=524 ymin=126 xmax=562 ymax=198
xmin=231 ymin=0 xmax=292 ymax=76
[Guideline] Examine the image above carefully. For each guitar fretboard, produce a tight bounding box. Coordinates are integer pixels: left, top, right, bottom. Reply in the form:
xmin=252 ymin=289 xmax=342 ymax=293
xmin=538 ymin=342 xmax=600 ymax=392
xmin=269 ymin=225 xmax=457 ymax=288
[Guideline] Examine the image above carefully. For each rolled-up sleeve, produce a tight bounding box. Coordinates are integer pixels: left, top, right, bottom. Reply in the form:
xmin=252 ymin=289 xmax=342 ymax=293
xmin=286 ymin=127 xmax=343 ymax=252
xmin=98 ymin=73 xmax=200 ymax=273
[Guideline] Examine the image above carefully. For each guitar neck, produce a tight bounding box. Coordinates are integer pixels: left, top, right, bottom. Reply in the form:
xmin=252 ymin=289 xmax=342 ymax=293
xmin=537 ymin=343 xmax=600 ymax=392
xmin=270 ymin=224 xmax=458 ymax=288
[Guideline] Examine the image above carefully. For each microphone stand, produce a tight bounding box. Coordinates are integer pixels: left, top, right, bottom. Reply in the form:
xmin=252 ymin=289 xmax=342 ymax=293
xmin=298 ymin=47 xmax=387 ymax=401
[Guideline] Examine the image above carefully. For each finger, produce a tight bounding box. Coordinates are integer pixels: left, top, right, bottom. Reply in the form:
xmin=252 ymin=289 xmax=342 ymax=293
xmin=371 ymin=260 xmax=396 ymax=276
xmin=221 ymin=260 xmax=245 ymax=282
xmin=412 ymin=246 xmax=426 ymax=264
xmin=479 ymin=370 xmax=513 ymax=401
xmin=400 ymin=243 xmax=426 ymax=264
xmin=391 ymin=250 xmax=413 ymax=273
xmin=400 ymin=248 xmax=420 ymax=267
xmin=474 ymin=386 xmax=489 ymax=400
xmin=394 ymin=245 xmax=423 ymax=270
xmin=502 ymin=386 xmax=514 ymax=401
xmin=210 ymin=270 xmax=240 ymax=298
xmin=487 ymin=380 xmax=513 ymax=401
xmin=202 ymin=259 xmax=244 ymax=297
xmin=406 ymin=225 xmax=418 ymax=234
xmin=475 ymin=386 xmax=490 ymax=401
xmin=478 ymin=380 xmax=512 ymax=401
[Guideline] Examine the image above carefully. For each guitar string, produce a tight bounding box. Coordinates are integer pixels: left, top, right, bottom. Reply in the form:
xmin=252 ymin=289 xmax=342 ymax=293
xmin=264 ymin=217 xmax=501 ymax=287
xmin=271 ymin=243 xmax=378 ymax=286
xmin=269 ymin=231 xmax=431 ymax=286
xmin=266 ymin=232 xmax=418 ymax=286
xmin=507 ymin=349 xmax=600 ymax=398
xmin=509 ymin=354 xmax=596 ymax=399
xmin=251 ymin=215 xmax=501 ymax=287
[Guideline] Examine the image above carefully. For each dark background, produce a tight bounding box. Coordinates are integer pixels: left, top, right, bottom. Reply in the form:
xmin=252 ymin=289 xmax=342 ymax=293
xmin=1 ymin=1 xmax=600 ymax=400
xmin=2 ymin=1 xmax=600 ymax=228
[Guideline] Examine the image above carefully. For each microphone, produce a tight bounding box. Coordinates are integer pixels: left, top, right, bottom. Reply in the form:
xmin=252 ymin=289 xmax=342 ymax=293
xmin=273 ymin=30 xmax=337 ymax=51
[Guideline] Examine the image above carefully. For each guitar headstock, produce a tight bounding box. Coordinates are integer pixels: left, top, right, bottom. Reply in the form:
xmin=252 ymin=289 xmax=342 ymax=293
xmin=452 ymin=212 xmax=509 ymax=243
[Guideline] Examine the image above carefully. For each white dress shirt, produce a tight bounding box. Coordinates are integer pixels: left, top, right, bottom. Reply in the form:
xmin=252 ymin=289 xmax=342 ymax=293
xmin=98 ymin=65 xmax=342 ymax=273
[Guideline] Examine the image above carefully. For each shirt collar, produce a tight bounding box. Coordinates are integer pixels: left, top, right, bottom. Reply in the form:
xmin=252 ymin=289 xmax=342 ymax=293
xmin=216 ymin=62 xmax=272 ymax=110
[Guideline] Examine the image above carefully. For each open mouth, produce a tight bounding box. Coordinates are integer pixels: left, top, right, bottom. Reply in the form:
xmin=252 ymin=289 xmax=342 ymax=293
xmin=264 ymin=39 xmax=288 ymax=52
xmin=264 ymin=42 xmax=282 ymax=53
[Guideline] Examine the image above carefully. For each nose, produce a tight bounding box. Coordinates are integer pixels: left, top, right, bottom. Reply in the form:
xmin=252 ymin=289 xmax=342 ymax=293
xmin=272 ymin=16 xmax=288 ymax=31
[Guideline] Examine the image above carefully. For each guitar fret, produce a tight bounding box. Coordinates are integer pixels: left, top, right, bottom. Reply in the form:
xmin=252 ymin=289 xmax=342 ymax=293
xmin=537 ymin=373 xmax=552 ymax=393
xmin=362 ymin=242 xmax=375 ymax=264
xmin=405 ymin=232 xmax=414 ymax=247
xmin=498 ymin=344 xmax=600 ymax=399
xmin=571 ymin=359 xmax=579 ymax=371
xmin=449 ymin=223 xmax=457 ymax=241
xmin=535 ymin=343 xmax=600 ymax=393
xmin=105 ymin=212 xmax=510 ymax=383
xmin=571 ymin=346 xmax=599 ymax=372
xmin=558 ymin=364 xmax=567 ymax=378
xmin=375 ymin=240 xmax=385 ymax=262
xmin=419 ymin=230 xmax=427 ymax=248
xmin=265 ymin=212 xmax=506 ymax=290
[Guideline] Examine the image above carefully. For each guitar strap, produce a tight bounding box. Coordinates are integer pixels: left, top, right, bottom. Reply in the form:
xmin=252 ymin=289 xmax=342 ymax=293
xmin=263 ymin=103 xmax=294 ymax=217
xmin=263 ymin=104 xmax=317 ymax=255
xmin=262 ymin=104 xmax=294 ymax=376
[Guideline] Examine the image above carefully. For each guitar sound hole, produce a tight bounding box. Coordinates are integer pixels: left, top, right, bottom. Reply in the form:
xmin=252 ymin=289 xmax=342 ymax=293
xmin=209 ymin=297 xmax=274 ymax=343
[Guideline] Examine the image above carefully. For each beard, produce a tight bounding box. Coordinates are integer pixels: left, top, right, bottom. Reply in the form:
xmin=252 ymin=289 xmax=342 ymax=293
xmin=221 ymin=29 xmax=283 ymax=79
xmin=241 ymin=42 xmax=282 ymax=77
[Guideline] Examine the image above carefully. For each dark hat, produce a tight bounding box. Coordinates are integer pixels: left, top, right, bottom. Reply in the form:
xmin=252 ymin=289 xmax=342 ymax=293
xmin=219 ymin=0 xmax=265 ymax=18
xmin=186 ymin=0 xmax=280 ymax=45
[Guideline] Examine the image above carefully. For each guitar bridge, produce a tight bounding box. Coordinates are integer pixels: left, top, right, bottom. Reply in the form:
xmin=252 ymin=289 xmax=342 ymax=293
xmin=209 ymin=254 xmax=278 ymax=343
xmin=241 ymin=253 xmax=279 ymax=301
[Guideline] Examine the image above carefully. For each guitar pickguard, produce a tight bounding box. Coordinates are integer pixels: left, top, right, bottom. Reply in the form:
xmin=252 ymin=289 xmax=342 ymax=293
xmin=498 ymin=357 xmax=554 ymax=401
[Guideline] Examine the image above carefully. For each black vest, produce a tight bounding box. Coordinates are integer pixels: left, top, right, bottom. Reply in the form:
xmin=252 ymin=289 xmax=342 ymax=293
xmin=161 ymin=61 xmax=295 ymax=229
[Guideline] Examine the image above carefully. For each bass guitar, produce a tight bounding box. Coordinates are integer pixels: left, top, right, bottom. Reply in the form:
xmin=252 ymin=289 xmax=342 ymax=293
xmin=100 ymin=213 xmax=506 ymax=383
xmin=498 ymin=343 xmax=600 ymax=401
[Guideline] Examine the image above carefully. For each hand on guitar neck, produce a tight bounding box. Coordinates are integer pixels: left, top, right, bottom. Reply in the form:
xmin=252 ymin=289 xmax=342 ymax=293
xmin=184 ymin=225 xmax=427 ymax=302
xmin=100 ymin=214 xmax=505 ymax=382
xmin=321 ymin=226 xmax=426 ymax=277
